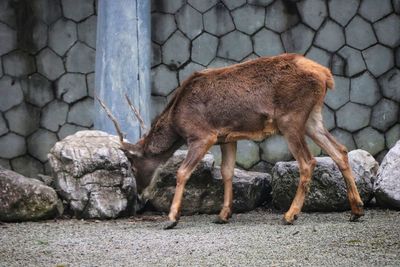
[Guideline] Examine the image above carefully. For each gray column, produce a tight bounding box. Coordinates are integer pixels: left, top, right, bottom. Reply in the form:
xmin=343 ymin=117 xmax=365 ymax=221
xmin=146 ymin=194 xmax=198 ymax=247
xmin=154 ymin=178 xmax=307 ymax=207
xmin=94 ymin=0 xmax=151 ymax=142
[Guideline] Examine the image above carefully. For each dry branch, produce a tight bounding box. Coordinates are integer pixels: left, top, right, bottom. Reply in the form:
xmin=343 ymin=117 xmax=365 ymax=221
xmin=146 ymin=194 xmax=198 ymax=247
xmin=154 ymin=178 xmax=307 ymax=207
xmin=125 ymin=94 xmax=148 ymax=133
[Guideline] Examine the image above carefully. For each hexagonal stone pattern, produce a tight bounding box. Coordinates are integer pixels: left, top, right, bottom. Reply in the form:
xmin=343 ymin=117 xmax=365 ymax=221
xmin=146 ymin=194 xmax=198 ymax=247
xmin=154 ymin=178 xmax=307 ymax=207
xmin=330 ymin=129 xmax=356 ymax=151
xmin=2 ymin=51 xmax=35 ymax=77
xmin=232 ymin=5 xmax=265 ymax=35
xmin=36 ymin=48 xmax=65 ymax=80
xmin=208 ymin=57 xmax=237 ymax=68
xmin=253 ymin=29 xmax=285 ymax=57
xmin=371 ymin=99 xmax=399 ymax=131
xmin=151 ymin=13 xmax=176 ymax=44
xmin=0 ymin=115 xmax=7 ymax=136
xmin=359 ymin=0 xmax=392 ymax=23
xmin=151 ymin=42 xmax=162 ymax=67
xmin=373 ymin=14 xmax=400 ymax=47
xmin=222 ymin=0 xmax=246 ymax=10
xmin=0 ymin=133 xmax=26 ymax=159
xmin=350 ymin=72 xmax=380 ymax=106
xmin=394 ymin=0 xmax=400 ymax=13
xmin=345 ymin=16 xmax=377 ymax=50
xmin=32 ymin=0 xmax=62 ymax=25
xmin=176 ymin=4 xmax=202 ymax=40
xmin=324 ymin=76 xmax=349 ymax=110
xmin=397 ymin=48 xmax=400 ymax=68
xmin=354 ymin=127 xmax=385 ymax=156
xmin=336 ymin=103 xmax=371 ymax=132
xmin=0 ymin=1 xmax=16 ymax=28
xmin=187 ymin=0 xmax=218 ymax=12
xmin=0 ymin=23 xmax=16 ymax=56
xmin=386 ymin=124 xmax=400 ymax=149
xmin=379 ymin=69 xmax=400 ymax=102
xmin=192 ymin=33 xmax=218 ymax=66
xmin=331 ymin=54 xmax=345 ymax=76
xmin=150 ymin=96 xmax=167 ymax=122
xmin=56 ymin=73 xmax=87 ymax=103
xmin=314 ymin=20 xmax=345 ymax=52
xmin=203 ymin=3 xmax=235 ymax=36
xmin=265 ymin=0 xmax=299 ymax=33
xmin=32 ymin=21 xmax=48 ymax=53
xmin=260 ymin=135 xmax=292 ymax=163
xmin=11 ymin=155 xmax=44 ymax=178
xmin=0 ymin=76 xmax=23 ymax=112
xmin=78 ymin=15 xmax=97 ymax=48
xmin=235 ymin=140 xmax=260 ymax=169
xmin=41 ymin=100 xmax=69 ymax=132
xmin=297 ymin=0 xmax=327 ymax=30
xmin=162 ymin=31 xmax=190 ymax=68
xmin=49 ymin=18 xmax=77 ymax=56
xmin=66 ymin=42 xmax=95 ymax=73
xmin=61 ymin=0 xmax=94 ymax=22
xmin=217 ymin=31 xmax=252 ymax=61
xmin=247 ymin=0 xmax=274 ymax=6
xmin=67 ymin=98 xmax=94 ymax=127
xmin=281 ymin=24 xmax=314 ymax=54
xmin=306 ymin=46 xmax=331 ymax=67
xmin=28 ymin=129 xmax=58 ymax=162
xmin=328 ymin=0 xmax=359 ymax=26
xmin=153 ymin=0 xmax=184 ymax=13
xmin=21 ymin=74 xmax=54 ymax=108
xmin=337 ymin=46 xmax=366 ymax=76
xmin=4 ymin=103 xmax=40 ymax=136
xmin=58 ymin=123 xmax=87 ymax=140
xmin=306 ymin=137 xmax=322 ymax=156
xmin=151 ymin=65 xmax=178 ymax=96
xmin=178 ymin=62 xmax=204 ymax=84
xmin=362 ymin=45 xmax=394 ymax=77
xmin=322 ymin=105 xmax=335 ymax=130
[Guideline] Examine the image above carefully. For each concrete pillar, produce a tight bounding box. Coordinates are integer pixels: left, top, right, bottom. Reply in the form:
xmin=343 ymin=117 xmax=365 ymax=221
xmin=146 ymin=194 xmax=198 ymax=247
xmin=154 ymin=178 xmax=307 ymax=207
xmin=94 ymin=0 xmax=151 ymax=142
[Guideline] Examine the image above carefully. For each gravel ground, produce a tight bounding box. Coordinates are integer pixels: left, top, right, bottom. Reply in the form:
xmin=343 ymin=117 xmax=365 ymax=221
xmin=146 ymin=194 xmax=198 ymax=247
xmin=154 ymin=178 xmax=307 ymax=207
xmin=1 ymin=208 xmax=399 ymax=267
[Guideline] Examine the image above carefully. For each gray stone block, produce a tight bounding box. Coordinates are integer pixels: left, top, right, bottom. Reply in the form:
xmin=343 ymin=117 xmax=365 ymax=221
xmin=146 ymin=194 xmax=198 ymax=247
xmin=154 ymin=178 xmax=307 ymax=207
xmin=236 ymin=140 xmax=260 ymax=169
xmin=306 ymin=137 xmax=322 ymax=156
xmin=187 ymin=0 xmax=218 ymax=12
xmin=379 ymin=68 xmax=400 ymax=102
xmin=350 ymin=72 xmax=380 ymax=106
xmin=61 ymin=0 xmax=94 ymax=22
xmin=322 ymin=104 xmax=335 ymax=130
xmin=330 ymin=128 xmax=356 ymax=151
xmin=325 ymin=76 xmax=349 ymax=110
xmin=0 ymin=1 xmax=16 ymax=28
xmin=0 ymin=133 xmax=26 ymax=159
xmin=151 ymin=42 xmax=162 ymax=67
xmin=217 ymin=31 xmax=252 ymax=61
xmin=314 ymin=20 xmax=345 ymax=52
xmin=397 ymin=48 xmax=400 ymax=68
xmin=21 ymin=74 xmax=54 ymax=108
xmin=371 ymin=99 xmax=399 ymax=131
xmin=395 ymin=0 xmax=400 ymax=13
xmin=78 ymin=15 xmax=97 ymax=48
xmin=328 ymin=0 xmax=359 ymax=26
xmin=56 ymin=73 xmax=87 ymax=103
xmin=253 ymin=29 xmax=285 ymax=57
xmin=0 ymin=159 xmax=10 ymax=169
xmin=178 ymin=62 xmax=204 ymax=84
xmin=373 ymin=14 xmax=400 ymax=47
xmin=209 ymin=145 xmax=222 ymax=166
xmin=359 ymin=0 xmax=392 ymax=23
xmin=0 ymin=58 xmax=2 ymax=78
xmin=247 ymin=0 xmax=274 ymax=6
xmin=67 ymin=98 xmax=94 ymax=127
xmin=32 ymin=0 xmax=62 ymax=25
xmin=11 ymin=155 xmax=44 ymax=178
xmin=336 ymin=102 xmax=371 ymax=132
xmin=192 ymin=33 xmax=218 ymax=66
xmin=2 ymin=51 xmax=35 ymax=77
xmin=208 ymin=57 xmax=237 ymax=68
xmin=243 ymin=53 xmax=259 ymax=61
xmin=0 ymin=76 xmax=23 ymax=112
xmin=265 ymin=0 xmax=299 ymax=32
xmin=306 ymin=46 xmax=331 ymax=67
xmin=354 ymin=127 xmax=385 ymax=156
xmin=331 ymin=54 xmax=345 ymax=76
xmin=28 ymin=129 xmax=58 ymax=162
xmin=153 ymin=0 xmax=184 ymax=13
xmin=66 ymin=42 xmax=95 ymax=73
xmin=86 ymin=73 xmax=94 ymax=98
xmin=41 ymin=100 xmax=69 ymax=132
xmin=222 ymin=0 xmax=246 ymax=10
xmin=203 ymin=3 xmax=235 ymax=36
xmin=232 ymin=5 xmax=265 ymax=35
xmin=36 ymin=48 xmax=65 ymax=80
xmin=49 ymin=18 xmax=77 ymax=56
xmin=337 ymin=46 xmax=366 ymax=76
xmin=362 ymin=44 xmax=394 ymax=77
xmin=150 ymin=96 xmax=167 ymax=122
xmin=58 ymin=123 xmax=87 ymax=140
xmin=281 ymin=24 xmax=314 ymax=54
xmin=162 ymin=31 xmax=190 ymax=69
xmin=5 ymin=103 xmax=40 ymax=136
xmin=386 ymin=124 xmax=400 ymax=149
xmin=0 ymin=23 xmax=16 ymax=56
xmin=176 ymin=4 xmax=202 ymax=40
xmin=151 ymin=13 xmax=176 ymax=44
xmin=32 ymin=21 xmax=48 ymax=53
xmin=260 ymin=135 xmax=293 ymax=163
xmin=0 ymin=114 xmax=8 ymax=136
xmin=345 ymin=16 xmax=377 ymax=50
xmin=297 ymin=0 xmax=327 ymax=30
xmin=151 ymin=65 xmax=178 ymax=96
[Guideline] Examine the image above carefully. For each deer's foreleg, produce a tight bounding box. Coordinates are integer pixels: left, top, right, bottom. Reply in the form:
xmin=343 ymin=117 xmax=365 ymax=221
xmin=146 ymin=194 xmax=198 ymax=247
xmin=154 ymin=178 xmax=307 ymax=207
xmin=214 ymin=142 xmax=237 ymax=224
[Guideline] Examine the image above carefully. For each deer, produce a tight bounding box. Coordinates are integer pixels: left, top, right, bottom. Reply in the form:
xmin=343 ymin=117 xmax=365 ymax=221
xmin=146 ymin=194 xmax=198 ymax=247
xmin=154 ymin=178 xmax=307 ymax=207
xmin=97 ymin=53 xmax=364 ymax=229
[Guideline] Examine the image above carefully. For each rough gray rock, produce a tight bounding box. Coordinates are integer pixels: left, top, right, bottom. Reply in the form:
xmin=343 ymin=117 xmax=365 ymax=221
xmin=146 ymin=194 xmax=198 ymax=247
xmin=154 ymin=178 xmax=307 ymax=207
xmin=0 ymin=167 xmax=59 ymax=222
xmin=203 ymin=3 xmax=235 ymax=36
xmin=143 ymin=150 xmax=271 ymax=215
xmin=162 ymin=31 xmax=190 ymax=68
xmin=272 ymin=150 xmax=377 ymax=211
xmin=375 ymin=141 xmax=400 ymax=209
xmin=192 ymin=33 xmax=218 ymax=66
xmin=48 ymin=130 xmax=137 ymax=219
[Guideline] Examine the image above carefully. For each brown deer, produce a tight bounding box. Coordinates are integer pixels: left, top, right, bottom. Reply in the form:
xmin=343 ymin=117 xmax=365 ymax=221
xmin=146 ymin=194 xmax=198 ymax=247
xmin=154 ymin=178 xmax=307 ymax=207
xmin=98 ymin=54 xmax=364 ymax=229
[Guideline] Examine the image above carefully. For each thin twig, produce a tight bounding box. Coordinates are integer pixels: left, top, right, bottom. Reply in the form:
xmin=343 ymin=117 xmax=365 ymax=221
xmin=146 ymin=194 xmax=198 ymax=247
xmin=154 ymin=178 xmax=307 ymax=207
xmin=125 ymin=93 xmax=148 ymax=133
xmin=95 ymin=95 xmax=125 ymax=143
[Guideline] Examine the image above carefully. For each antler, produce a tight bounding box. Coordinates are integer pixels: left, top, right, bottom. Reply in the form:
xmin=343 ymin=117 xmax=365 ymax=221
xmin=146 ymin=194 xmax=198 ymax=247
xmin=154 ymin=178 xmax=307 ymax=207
xmin=95 ymin=95 xmax=125 ymax=143
xmin=125 ymin=93 xmax=148 ymax=133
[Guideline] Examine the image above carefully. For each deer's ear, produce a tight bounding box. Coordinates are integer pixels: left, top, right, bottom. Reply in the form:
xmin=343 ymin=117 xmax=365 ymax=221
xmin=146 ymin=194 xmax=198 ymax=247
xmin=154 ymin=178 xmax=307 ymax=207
xmin=121 ymin=142 xmax=143 ymax=158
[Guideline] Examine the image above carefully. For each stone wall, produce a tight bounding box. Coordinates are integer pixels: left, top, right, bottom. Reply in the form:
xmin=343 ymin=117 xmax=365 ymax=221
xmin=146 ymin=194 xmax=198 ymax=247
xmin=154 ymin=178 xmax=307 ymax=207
xmin=0 ymin=0 xmax=97 ymax=176
xmin=150 ymin=0 xmax=400 ymax=170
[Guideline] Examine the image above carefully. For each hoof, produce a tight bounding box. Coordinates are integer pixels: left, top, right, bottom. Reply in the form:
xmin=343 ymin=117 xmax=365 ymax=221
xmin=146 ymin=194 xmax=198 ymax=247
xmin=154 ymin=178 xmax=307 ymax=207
xmin=213 ymin=216 xmax=229 ymax=224
xmin=163 ymin=220 xmax=178 ymax=230
xmin=282 ymin=217 xmax=294 ymax=225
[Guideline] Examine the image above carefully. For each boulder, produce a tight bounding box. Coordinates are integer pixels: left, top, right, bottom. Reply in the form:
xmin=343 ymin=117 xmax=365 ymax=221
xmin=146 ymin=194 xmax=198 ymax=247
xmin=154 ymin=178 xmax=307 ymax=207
xmin=0 ymin=167 xmax=60 ymax=222
xmin=48 ymin=130 xmax=137 ymax=219
xmin=272 ymin=150 xmax=378 ymax=211
xmin=143 ymin=150 xmax=271 ymax=215
xmin=375 ymin=141 xmax=400 ymax=209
